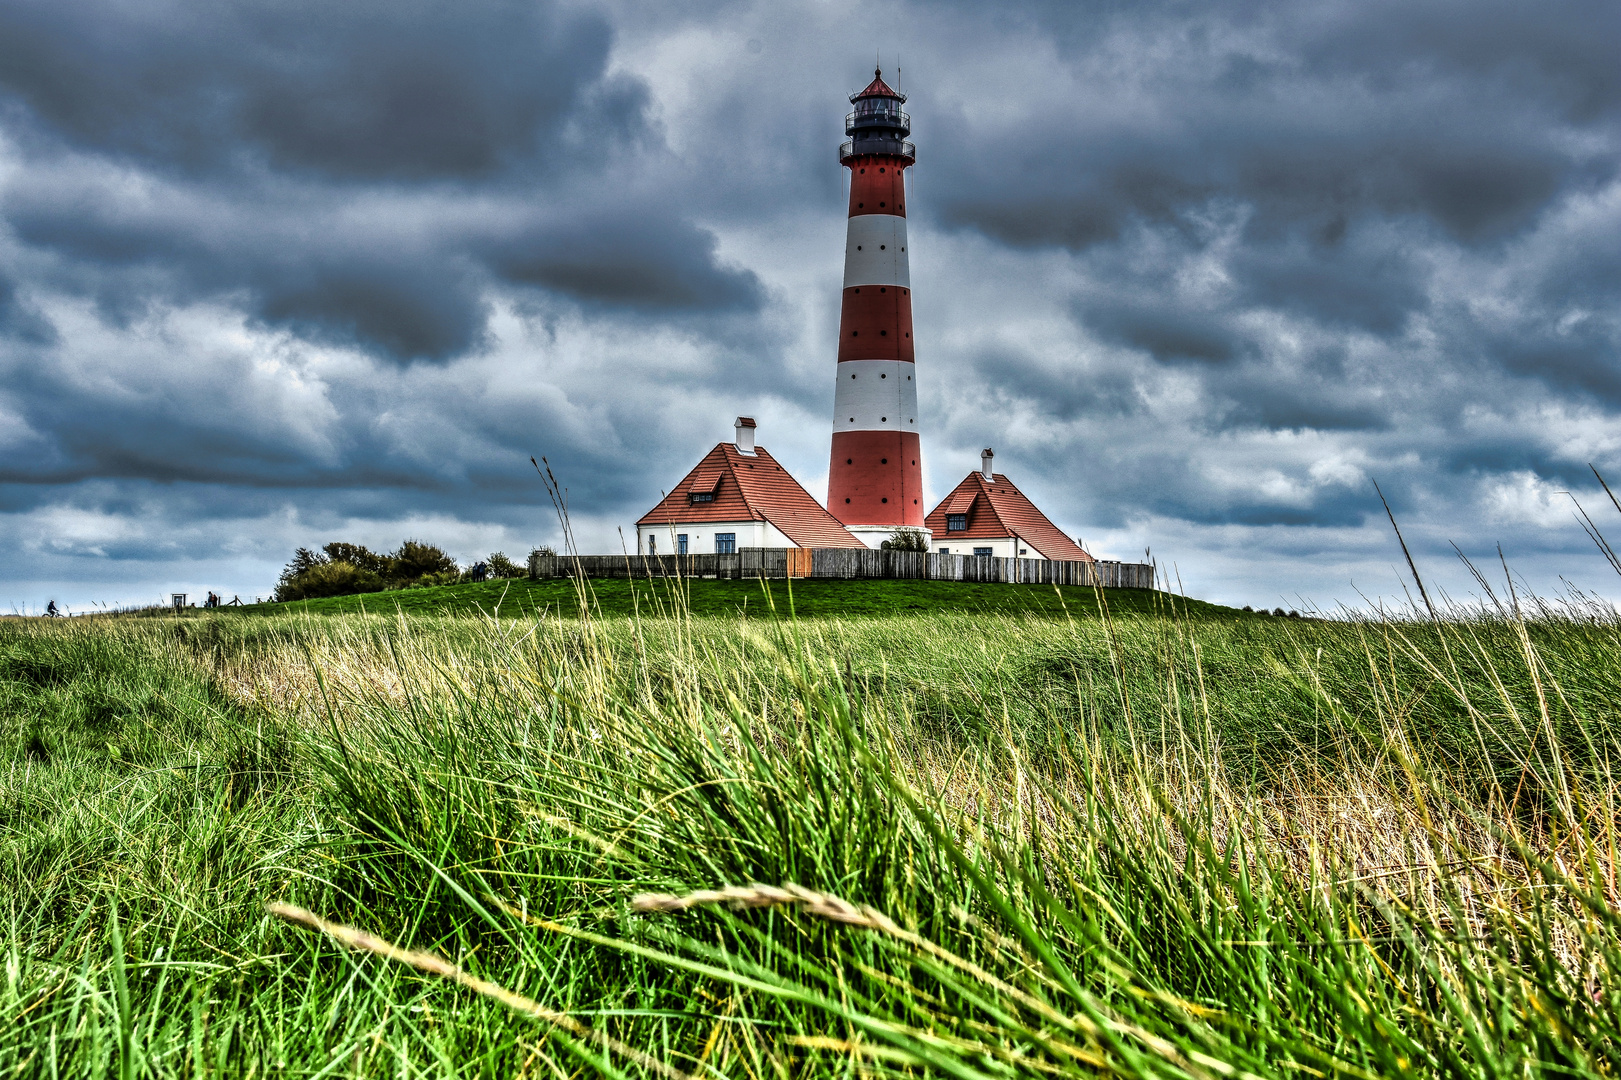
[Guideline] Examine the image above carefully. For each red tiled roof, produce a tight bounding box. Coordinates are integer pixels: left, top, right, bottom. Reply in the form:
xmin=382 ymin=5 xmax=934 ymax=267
xmin=924 ymin=472 xmax=1094 ymax=562
xmin=638 ymin=444 xmax=865 ymax=548
xmin=853 ymin=71 xmax=901 ymax=101
xmin=687 ymin=471 xmax=723 ymax=495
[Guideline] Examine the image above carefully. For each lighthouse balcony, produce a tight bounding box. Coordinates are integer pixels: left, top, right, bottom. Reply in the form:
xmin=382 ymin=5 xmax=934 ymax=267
xmin=840 ymin=138 xmax=916 ymax=163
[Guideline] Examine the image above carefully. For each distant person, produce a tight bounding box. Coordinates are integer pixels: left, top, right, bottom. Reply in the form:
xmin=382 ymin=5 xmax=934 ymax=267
xmin=45 ymin=600 xmax=60 ymax=617
xmin=471 ymin=561 xmax=488 ymax=582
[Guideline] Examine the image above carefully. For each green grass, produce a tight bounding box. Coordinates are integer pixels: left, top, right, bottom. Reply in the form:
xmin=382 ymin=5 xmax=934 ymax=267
xmin=233 ymin=575 xmax=1240 ymax=620
xmin=2 ymin=591 xmax=1617 ymax=1077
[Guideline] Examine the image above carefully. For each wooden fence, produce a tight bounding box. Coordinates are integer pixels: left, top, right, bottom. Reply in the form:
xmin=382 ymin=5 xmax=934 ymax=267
xmin=528 ymin=548 xmax=1156 ymax=589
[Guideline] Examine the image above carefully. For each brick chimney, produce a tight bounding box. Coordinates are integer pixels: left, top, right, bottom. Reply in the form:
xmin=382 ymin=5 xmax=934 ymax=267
xmin=735 ymin=416 xmax=757 ymax=455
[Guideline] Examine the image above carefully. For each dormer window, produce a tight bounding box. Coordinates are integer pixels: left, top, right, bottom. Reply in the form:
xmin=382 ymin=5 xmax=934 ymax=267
xmin=688 ymin=473 xmax=722 ymax=503
xmin=946 ymin=514 xmax=967 ymax=532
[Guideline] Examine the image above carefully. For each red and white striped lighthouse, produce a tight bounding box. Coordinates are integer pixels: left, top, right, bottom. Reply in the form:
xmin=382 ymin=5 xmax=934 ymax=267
xmin=827 ymin=69 xmax=927 ymax=548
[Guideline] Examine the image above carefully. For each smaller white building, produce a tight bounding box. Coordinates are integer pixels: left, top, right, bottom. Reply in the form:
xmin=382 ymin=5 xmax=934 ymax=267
xmin=923 ymin=449 xmax=1094 ymax=562
xmin=636 ymin=419 xmax=867 ymax=554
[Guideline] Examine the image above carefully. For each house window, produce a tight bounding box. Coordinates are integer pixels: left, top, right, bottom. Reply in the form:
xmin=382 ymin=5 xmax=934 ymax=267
xmin=715 ymin=532 xmax=736 ymax=554
xmin=690 ymin=492 xmax=714 ymax=503
xmin=1019 ymin=548 xmax=1028 ymax=556
xmin=946 ymin=514 xmax=967 ymax=531
xmin=648 ymin=535 xmax=656 ymax=554
xmin=973 ymin=547 xmax=993 ymax=558
xmin=677 ymin=534 xmax=688 ymax=555
xmin=938 ymin=547 xmax=949 ymax=555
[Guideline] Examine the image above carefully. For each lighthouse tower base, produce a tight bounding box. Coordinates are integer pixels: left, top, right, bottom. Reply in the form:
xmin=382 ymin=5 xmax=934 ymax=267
xmin=846 ymin=525 xmax=935 ymax=550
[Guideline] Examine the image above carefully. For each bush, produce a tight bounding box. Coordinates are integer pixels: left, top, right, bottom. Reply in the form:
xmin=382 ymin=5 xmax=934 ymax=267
xmin=275 ymin=539 xmax=463 ymax=600
xmin=391 ymin=569 xmax=461 ymax=591
xmin=485 ymin=552 xmax=523 ymax=579
xmin=274 ymin=547 xmax=327 ymax=600
xmin=881 ymin=528 xmax=930 ymax=552
xmin=322 ymin=542 xmax=389 ymax=576
xmin=275 ymin=561 xmax=384 ymax=601
xmin=391 ymin=540 xmax=457 ymax=582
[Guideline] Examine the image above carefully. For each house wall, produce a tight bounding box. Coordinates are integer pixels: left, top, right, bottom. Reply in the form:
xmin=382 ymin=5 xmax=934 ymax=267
xmin=638 ymin=520 xmax=793 ymax=555
xmin=932 ymin=536 xmax=1044 ymax=559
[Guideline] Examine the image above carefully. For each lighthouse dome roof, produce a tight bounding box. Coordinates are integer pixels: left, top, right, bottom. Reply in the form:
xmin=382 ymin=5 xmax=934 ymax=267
xmin=851 ymin=68 xmax=905 ymax=104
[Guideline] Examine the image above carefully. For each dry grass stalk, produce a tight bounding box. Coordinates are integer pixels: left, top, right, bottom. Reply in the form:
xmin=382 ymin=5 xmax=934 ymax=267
xmin=629 ymin=883 xmax=1081 ymax=1032
xmin=632 ymin=882 xmax=882 ymax=926
xmin=266 ymin=902 xmax=692 ymax=1080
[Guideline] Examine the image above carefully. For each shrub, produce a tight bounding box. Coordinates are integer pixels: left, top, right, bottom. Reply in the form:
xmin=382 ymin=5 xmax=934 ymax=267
xmin=275 ymin=539 xmax=462 ymax=600
xmin=390 ymin=569 xmax=461 ymax=591
xmin=276 ymin=560 xmax=384 ymax=601
xmin=881 ymin=528 xmax=930 ymax=552
xmin=322 ymin=542 xmax=389 ymax=576
xmin=485 ymin=552 xmax=523 ymax=579
xmin=274 ymin=547 xmax=328 ymax=601
xmin=390 ymin=540 xmax=457 ymax=582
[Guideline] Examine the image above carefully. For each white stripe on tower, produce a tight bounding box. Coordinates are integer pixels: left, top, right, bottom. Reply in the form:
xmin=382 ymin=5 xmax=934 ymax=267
xmin=842 ymin=216 xmax=910 ymax=289
xmin=832 ymin=359 xmax=918 ymax=432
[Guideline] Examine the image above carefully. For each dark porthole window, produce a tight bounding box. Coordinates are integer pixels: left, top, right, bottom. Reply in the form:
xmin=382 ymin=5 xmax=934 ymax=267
xmin=846 ymin=458 xmax=853 ymax=464
xmin=880 ymin=373 xmax=886 ymax=378
xmin=881 ymin=458 xmax=888 ymax=464
xmin=880 ymin=330 xmax=887 ymax=335
xmin=845 ymin=498 xmax=851 ymax=503
xmin=881 ymin=416 xmax=886 ymax=421
xmin=880 ymin=245 xmax=885 ymax=250
xmin=882 ymin=497 xmax=888 ymax=503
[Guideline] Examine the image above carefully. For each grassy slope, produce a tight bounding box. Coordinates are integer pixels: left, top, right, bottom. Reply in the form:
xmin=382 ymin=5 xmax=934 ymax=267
xmin=235 ymin=575 xmax=1243 ymax=619
xmin=2 ymin=607 xmax=1616 ymax=1077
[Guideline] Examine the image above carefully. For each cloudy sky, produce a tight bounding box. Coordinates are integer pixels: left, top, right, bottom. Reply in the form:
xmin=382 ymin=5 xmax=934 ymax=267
xmin=1 ymin=0 xmax=1617 ymax=612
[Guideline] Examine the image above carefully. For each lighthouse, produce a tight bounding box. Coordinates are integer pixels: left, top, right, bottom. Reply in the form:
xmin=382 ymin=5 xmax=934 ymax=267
xmin=827 ymin=69 xmax=927 ymax=548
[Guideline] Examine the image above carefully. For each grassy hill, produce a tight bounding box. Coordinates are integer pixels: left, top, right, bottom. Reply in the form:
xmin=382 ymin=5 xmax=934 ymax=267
xmin=233 ymin=575 xmax=1251 ymax=619
xmin=13 ymin=594 xmax=1605 ymax=1077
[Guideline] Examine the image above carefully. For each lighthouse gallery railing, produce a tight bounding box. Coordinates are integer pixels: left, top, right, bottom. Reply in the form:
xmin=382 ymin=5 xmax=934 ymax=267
xmin=839 ymin=139 xmax=916 ymax=162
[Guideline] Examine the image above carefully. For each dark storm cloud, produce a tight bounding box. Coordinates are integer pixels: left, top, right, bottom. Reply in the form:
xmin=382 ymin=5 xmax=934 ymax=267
xmin=4 ymin=170 xmax=763 ymax=359
xmin=0 ymin=0 xmax=621 ymax=179
xmin=922 ymin=0 xmax=1620 ymax=419
xmin=0 ymin=270 xmax=54 ymax=343
xmin=488 ymin=212 xmax=764 ymax=310
xmin=0 ymin=0 xmax=760 ymax=362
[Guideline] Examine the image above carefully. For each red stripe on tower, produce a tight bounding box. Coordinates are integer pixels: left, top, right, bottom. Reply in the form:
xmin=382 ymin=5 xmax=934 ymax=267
xmin=827 ymin=68 xmax=926 ymax=548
